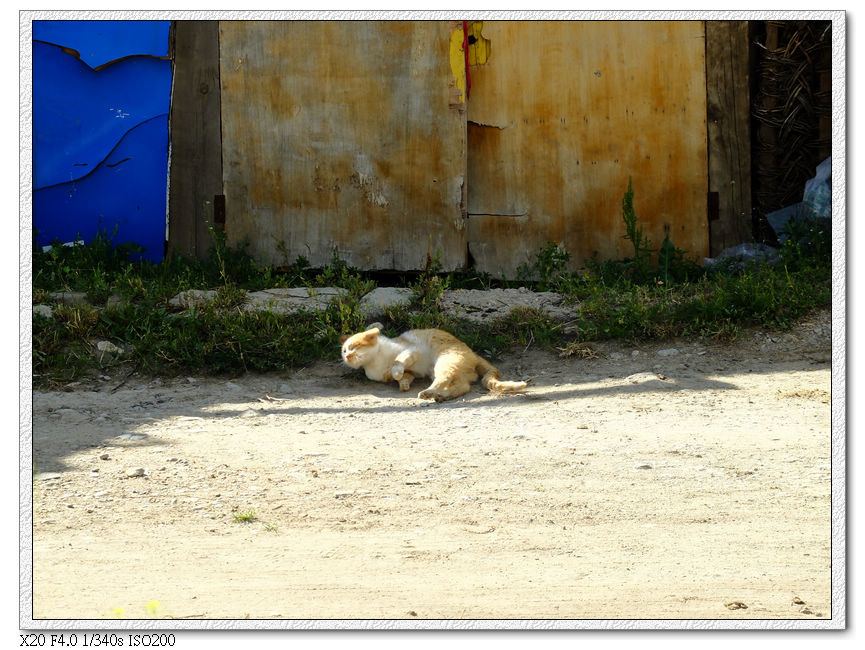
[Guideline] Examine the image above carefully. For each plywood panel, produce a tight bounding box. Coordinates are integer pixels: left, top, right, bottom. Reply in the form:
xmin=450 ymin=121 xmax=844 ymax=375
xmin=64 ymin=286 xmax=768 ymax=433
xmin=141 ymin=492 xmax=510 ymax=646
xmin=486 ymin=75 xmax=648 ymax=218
xmin=219 ymin=21 xmax=468 ymax=271
xmin=466 ymin=21 xmax=709 ymax=275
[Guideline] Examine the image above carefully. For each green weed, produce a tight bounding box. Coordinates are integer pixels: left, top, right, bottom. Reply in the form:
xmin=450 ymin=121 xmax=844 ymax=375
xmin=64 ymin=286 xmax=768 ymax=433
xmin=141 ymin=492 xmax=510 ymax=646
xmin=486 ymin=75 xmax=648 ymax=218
xmin=233 ymin=509 xmax=258 ymax=523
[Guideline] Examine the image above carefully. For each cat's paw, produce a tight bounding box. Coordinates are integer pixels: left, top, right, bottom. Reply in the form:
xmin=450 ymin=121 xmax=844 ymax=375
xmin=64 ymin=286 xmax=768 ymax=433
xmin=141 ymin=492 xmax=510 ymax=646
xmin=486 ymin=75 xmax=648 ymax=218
xmin=417 ymin=389 xmax=434 ymax=400
xmin=390 ymin=363 xmax=404 ymax=381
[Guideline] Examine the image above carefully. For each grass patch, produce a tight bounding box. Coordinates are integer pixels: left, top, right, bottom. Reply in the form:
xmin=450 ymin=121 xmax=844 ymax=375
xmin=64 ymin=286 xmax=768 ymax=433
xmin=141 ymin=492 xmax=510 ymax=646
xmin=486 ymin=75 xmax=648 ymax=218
xmin=31 ymin=200 xmax=831 ymax=386
xmin=232 ymin=509 xmax=258 ymax=523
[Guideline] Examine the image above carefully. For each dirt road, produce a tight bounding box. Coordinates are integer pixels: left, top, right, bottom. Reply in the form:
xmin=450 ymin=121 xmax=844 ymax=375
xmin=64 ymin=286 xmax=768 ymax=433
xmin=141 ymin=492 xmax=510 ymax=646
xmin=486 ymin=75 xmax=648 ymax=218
xmin=29 ymin=311 xmax=834 ymax=623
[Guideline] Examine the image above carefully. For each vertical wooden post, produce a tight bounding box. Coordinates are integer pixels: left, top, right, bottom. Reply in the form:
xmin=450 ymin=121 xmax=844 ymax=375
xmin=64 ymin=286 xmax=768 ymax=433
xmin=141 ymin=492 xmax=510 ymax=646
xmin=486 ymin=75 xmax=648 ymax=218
xmin=706 ymin=20 xmax=753 ymax=255
xmin=167 ymin=20 xmax=223 ymax=258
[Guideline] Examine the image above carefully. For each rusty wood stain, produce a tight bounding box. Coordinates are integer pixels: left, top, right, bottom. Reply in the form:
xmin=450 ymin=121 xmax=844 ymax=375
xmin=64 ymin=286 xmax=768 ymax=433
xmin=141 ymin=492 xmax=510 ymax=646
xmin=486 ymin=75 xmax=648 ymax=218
xmin=219 ymin=21 xmax=467 ymax=271
xmin=213 ymin=21 xmax=709 ymax=273
xmin=466 ymin=21 xmax=709 ymax=275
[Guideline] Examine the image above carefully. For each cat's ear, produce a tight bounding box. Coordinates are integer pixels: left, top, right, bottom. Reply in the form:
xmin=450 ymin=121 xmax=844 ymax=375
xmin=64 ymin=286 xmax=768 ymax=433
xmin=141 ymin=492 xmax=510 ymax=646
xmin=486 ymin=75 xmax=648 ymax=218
xmin=339 ymin=334 xmax=350 ymax=343
xmin=360 ymin=327 xmax=380 ymax=342
xmin=366 ymin=322 xmax=385 ymax=332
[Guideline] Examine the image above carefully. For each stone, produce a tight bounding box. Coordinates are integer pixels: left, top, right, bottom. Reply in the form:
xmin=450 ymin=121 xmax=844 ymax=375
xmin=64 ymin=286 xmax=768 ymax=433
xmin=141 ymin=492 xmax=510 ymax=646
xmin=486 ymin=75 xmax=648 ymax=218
xmin=104 ymin=294 xmax=125 ymax=309
xmin=656 ymin=348 xmax=680 ymax=357
xmin=48 ymin=291 xmax=88 ymax=306
xmin=33 ymin=304 xmax=53 ymax=319
xmin=439 ymin=288 xmax=579 ymax=329
xmin=243 ymin=287 xmax=350 ymax=315
xmin=96 ymin=340 xmax=123 ymax=355
xmin=125 ymin=467 xmax=146 ymax=477
xmin=94 ymin=340 xmax=128 ymax=364
xmin=168 ymin=289 xmax=218 ymax=309
xmin=358 ymin=287 xmax=414 ymax=320
xmin=115 ymin=433 xmax=148 ymax=441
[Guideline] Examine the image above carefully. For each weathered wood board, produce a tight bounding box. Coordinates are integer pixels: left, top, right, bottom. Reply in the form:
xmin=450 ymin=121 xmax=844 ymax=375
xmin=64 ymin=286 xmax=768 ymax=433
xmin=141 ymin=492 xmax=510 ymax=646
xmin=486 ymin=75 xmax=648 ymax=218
xmin=167 ymin=21 xmax=223 ymax=259
xmin=706 ymin=21 xmax=753 ymax=255
xmin=218 ymin=21 xmax=468 ymax=271
xmin=465 ymin=21 xmax=709 ymax=275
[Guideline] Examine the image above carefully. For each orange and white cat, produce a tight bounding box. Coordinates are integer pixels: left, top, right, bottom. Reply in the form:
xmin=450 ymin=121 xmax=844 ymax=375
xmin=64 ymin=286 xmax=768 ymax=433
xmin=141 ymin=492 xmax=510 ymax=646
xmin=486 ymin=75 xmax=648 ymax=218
xmin=340 ymin=324 xmax=527 ymax=402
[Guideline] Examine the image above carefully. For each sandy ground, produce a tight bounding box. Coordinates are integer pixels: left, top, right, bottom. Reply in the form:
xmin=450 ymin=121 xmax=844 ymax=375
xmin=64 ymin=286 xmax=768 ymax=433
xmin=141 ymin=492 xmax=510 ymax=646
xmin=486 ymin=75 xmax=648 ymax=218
xmin=29 ymin=310 xmax=834 ymax=624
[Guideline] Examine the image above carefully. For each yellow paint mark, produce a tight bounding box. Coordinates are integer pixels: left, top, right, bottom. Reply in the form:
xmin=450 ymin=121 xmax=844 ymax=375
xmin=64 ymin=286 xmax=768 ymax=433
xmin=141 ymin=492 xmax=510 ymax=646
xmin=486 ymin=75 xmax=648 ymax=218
xmin=449 ymin=26 xmax=467 ymax=105
xmin=467 ymin=22 xmax=491 ymax=66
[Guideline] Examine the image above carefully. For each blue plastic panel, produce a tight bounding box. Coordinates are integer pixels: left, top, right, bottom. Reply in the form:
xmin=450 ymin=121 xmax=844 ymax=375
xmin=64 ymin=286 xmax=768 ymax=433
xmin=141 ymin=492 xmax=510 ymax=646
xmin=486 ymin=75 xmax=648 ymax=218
xmin=34 ymin=115 xmax=169 ymax=261
xmin=32 ymin=20 xmax=172 ymax=261
xmin=33 ymin=41 xmax=172 ymax=189
xmin=33 ymin=20 xmax=170 ymax=69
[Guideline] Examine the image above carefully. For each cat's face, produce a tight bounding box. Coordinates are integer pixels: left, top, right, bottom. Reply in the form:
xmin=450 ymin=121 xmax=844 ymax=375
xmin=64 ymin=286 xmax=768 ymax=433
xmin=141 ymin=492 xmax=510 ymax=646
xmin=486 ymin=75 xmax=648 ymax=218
xmin=340 ymin=327 xmax=381 ymax=368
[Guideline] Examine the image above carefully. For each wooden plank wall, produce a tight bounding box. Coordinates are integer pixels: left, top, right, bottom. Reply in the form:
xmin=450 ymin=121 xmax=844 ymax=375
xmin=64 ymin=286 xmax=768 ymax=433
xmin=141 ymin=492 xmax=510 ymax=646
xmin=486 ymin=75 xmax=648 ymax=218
xmin=706 ymin=21 xmax=753 ymax=256
xmin=465 ymin=21 xmax=710 ymax=275
xmin=166 ymin=21 xmax=223 ymax=258
xmin=217 ymin=21 xmax=468 ymax=271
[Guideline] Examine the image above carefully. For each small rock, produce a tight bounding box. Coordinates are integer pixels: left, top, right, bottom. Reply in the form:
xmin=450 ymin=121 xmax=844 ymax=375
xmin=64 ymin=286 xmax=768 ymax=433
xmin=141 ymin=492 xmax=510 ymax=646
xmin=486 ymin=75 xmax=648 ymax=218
xmin=34 ymin=472 xmax=61 ymax=482
xmin=33 ymin=304 xmax=54 ymax=319
xmin=634 ymin=464 xmax=653 ymax=470
xmin=49 ymin=290 xmax=88 ymax=306
xmin=792 ymin=596 xmax=805 ymax=605
xmin=358 ymin=287 xmax=414 ymax=320
xmin=105 ymin=294 xmax=125 ymax=309
xmin=125 ymin=467 xmax=146 ymax=477
xmin=168 ymin=289 xmax=218 ymax=309
xmin=116 ymin=433 xmax=147 ymax=440
xmin=656 ymin=348 xmax=679 ymax=357
xmin=724 ymin=601 xmax=748 ymax=610
xmin=95 ymin=340 xmax=126 ymax=363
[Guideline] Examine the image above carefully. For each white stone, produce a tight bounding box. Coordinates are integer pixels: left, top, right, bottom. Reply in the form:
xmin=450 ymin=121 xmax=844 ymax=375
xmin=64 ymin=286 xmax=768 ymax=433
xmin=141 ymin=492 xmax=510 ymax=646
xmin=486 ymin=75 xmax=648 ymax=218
xmin=358 ymin=287 xmax=414 ymax=320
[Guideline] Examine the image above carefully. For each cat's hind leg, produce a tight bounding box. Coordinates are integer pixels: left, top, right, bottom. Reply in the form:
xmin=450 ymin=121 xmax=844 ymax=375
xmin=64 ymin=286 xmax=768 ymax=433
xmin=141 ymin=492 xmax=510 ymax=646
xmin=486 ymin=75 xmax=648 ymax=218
xmin=398 ymin=371 xmax=416 ymax=392
xmin=417 ymin=376 xmax=471 ymax=402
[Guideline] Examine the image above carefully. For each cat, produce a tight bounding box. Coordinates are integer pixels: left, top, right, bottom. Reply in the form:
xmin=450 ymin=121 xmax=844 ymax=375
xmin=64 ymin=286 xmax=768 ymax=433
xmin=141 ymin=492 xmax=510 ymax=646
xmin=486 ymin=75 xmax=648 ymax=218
xmin=340 ymin=323 xmax=527 ymax=402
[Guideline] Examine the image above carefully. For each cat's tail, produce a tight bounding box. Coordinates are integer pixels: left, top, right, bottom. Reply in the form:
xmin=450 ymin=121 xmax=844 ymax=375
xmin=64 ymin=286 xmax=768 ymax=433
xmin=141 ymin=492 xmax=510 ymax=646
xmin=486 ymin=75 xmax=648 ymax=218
xmin=477 ymin=358 xmax=528 ymax=393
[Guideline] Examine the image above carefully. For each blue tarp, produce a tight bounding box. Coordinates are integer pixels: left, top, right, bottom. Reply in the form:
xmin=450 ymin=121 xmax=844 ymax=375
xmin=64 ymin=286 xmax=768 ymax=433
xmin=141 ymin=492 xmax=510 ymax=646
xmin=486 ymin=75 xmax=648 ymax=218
xmin=32 ymin=20 xmax=172 ymax=261
xmin=33 ymin=20 xmax=170 ymax=69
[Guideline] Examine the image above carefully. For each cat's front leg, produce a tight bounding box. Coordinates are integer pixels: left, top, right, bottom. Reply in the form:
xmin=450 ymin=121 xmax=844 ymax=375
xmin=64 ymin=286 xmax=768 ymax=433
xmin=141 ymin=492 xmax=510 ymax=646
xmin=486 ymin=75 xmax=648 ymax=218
xmin=392 ymin=349 xmax=419 ymax=380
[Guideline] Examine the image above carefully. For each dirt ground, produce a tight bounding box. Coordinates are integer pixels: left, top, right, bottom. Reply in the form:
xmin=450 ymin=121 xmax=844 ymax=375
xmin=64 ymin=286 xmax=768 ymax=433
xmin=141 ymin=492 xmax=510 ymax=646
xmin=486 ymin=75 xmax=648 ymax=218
xmin=29 ymin=310 xmax=834 ymax=623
